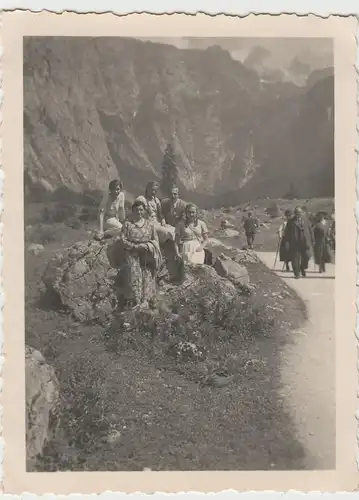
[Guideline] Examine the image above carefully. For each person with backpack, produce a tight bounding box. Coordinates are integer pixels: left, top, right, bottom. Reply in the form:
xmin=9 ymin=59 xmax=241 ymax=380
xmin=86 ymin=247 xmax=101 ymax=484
xmin=243 ymin=212 xmax=259 ymax=249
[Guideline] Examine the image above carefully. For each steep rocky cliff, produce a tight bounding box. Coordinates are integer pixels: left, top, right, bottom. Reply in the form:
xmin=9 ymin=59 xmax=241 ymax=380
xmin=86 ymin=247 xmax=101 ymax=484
xmin=24 ymin=37 xmax=334 ymax=205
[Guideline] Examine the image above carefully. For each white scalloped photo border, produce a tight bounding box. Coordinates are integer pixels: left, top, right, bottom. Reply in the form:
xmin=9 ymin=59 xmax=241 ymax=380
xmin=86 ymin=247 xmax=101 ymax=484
xmin=0 ymin=6 xmax=357 ymax=497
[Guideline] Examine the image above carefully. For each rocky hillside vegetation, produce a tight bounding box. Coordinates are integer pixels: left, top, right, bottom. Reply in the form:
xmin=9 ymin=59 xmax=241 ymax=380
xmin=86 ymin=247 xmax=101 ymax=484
xmin=24 ymin=37 xmax=334 ymax=206
xmin=25 ymin=220 xmax=308 ymax=471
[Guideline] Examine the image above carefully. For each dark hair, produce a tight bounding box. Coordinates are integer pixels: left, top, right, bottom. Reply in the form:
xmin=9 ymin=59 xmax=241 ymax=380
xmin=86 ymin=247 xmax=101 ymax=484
xmin=248 ymin=211 xmax=252 ymax=217
xmin=132 ymin=200 xmax=146 ymax=212
xmin=109 ymin=179 xmax=123 ymax=191
xmin=284 ymin=209 xmax=292 ymax=217
xmin=145 ymin=181 xmax=159 ymax=198
xmin=317 ymin=211 xmax=327 ymax=219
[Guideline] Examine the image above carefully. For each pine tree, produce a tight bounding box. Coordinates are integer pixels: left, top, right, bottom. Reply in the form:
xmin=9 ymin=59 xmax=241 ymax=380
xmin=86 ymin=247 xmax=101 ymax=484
xmin=161 ymin=143 xmax=178 ymax=197
xmin=285 ymin=182 xmax=299 ymax=200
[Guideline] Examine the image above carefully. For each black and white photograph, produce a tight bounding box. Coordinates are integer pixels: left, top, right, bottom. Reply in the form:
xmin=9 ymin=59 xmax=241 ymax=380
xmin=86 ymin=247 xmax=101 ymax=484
xmin=1 ymin=8 xmax=357 ymax=495
xmin=21 ymin=33 xmax=339 ymax=474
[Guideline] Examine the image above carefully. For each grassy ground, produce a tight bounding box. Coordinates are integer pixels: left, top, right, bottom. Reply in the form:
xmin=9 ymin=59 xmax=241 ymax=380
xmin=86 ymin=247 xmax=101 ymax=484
xmin=25 ymin=199 xmax=314 ymax=471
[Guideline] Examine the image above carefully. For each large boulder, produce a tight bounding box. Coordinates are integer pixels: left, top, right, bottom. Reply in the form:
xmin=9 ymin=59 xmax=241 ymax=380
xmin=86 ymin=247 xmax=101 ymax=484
xmin=214 ymin=254 xmax=249 ymax=286
xmin=43 ymin=240 xmax=117 ymax=322
xmin=109 ymin=263 xmax=240 ymax=353
xmin=26 ymin=345 xmax=61 ymax=470
xmin=156 ymin=263 xmax=238 ymax=321
xmin=206 ymin=237 xmax=259 ymax=265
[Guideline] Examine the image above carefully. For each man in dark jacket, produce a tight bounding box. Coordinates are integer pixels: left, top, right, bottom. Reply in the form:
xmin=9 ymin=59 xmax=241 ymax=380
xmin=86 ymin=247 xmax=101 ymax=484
xmin=282 ymin=206 xmax=313 ymax=279
xmin=161 ymin=186 xmax=187 ymax=228
xmin=243 ymin=212 xmax=259 ymax=249
xmin=160 ymin=186 xmax=187 ymax=283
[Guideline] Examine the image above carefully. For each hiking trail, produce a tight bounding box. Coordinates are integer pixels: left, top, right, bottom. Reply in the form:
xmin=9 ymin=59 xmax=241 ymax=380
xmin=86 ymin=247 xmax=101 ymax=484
xmin=257 ymin=251 xmax=335 ymax=470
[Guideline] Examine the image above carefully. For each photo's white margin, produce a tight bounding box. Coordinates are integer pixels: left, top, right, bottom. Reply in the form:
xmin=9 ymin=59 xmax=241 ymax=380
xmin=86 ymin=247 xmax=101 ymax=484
xmin=0 ymin=5 xmax=358 ymax=497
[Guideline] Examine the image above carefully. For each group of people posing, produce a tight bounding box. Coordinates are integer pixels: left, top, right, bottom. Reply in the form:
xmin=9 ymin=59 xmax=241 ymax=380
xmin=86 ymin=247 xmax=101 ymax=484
xmin=97 ymin=179 xmax=335 ymax=308
xmin=277 ymin=206 xmax=335 ymax=279
xmin=97 ymin=179 xmax=209 ymax=309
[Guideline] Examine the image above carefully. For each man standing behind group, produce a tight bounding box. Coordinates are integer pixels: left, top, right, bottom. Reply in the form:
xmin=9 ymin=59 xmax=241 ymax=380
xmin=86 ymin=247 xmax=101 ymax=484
xmin=161 ymin=186 xmax=187 ymax=228
xmin=282 ymin=206 xmax=313 ymax=279
xmin=160 ymin=185 xmax=187 ymax=282
xmin=136 ymin=181 xmax=174 ymax=245
xmin=243 ymin=212 xmax=259 ymax=249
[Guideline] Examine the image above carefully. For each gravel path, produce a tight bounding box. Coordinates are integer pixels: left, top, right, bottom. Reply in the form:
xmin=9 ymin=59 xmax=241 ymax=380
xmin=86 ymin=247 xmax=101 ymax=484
xmin=256 ymin=252 xmax=335 ymax=469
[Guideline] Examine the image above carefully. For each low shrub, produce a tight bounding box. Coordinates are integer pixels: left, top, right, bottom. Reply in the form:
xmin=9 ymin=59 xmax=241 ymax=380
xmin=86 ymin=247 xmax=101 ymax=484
xmin=42 ymin=203 xmax=78 ymax=224
xmin=29 ymin=224 xmax=57 ymax=245
xmin=59 ymin=353 xmax=114 ymax=447
xmin=52 ymin=186 xmax=81 ymax=204
xmin=82 ymin=189 xmax=103 ymax=207
xmin=65 ymin=217 xmax=82 ymax=230
xmin=79 ymin=206 xmax=98 ymax=222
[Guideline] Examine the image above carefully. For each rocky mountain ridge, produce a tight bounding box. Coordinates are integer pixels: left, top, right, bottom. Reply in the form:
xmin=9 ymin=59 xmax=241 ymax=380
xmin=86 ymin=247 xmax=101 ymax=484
xmin=24 ymin=37 xmax=334 ymax=207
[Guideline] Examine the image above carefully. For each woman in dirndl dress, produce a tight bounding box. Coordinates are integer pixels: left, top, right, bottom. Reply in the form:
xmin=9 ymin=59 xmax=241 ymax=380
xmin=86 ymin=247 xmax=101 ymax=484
xmin=174 ymin=204 xmax=209 ymax=264
xmin=119 ymin=200 xmax=162 ymax=309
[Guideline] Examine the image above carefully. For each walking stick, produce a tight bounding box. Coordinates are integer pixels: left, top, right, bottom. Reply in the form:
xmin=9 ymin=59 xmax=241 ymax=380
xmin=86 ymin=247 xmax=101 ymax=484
xmin=273 ymin=235 xmax=281 ymax=269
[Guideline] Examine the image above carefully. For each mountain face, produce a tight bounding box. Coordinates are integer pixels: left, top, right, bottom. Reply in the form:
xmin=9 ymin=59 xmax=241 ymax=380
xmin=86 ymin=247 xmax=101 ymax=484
xmin=24 ymin=37 xmax=334 ymax=206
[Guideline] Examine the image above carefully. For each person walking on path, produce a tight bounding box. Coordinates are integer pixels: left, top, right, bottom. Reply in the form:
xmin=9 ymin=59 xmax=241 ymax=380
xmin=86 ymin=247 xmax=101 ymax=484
xmin=243 ymin=211 xmax=259 ymax=250
xmin=277 ymin=209 xmax=292 ymax=271
xmin=313 ymin=211 xmax=332 ymax=273
xmin=329 ymin=212 xmax=336 ymax=253
xmin=282 ymin=206 xmax=313 ymax=279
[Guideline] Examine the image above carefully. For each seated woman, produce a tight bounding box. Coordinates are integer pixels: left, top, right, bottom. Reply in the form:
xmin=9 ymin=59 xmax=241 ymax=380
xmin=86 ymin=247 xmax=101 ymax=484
xmin=98 ymin=179 xmax=125 ymax=238
xmin=175 ymin=203 xmax=209 ymax=264
xmin=119 ymin=200 xmax=162 ymax=309
xmin=136 ymin=181 xmax=175 ymax=245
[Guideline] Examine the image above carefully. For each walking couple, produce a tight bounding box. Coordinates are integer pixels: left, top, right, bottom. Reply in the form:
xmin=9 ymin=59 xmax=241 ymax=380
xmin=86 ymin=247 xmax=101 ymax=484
xmin=279 ymin=206 xmax=332 ymax=279
xmin=279 ymin=206 xmax=312 ymax=279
